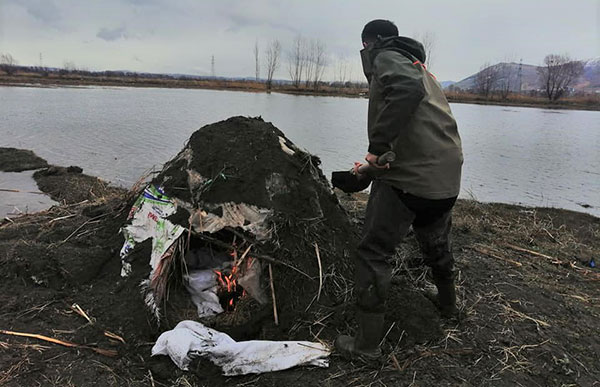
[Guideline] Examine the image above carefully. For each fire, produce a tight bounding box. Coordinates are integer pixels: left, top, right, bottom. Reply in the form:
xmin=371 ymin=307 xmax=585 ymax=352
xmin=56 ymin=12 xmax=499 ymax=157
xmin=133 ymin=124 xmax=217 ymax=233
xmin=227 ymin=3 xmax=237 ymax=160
xmin=215 ymin=267 xmax=238 ymax=293
xmin=214 ymin=256 xmax=253 ymax=310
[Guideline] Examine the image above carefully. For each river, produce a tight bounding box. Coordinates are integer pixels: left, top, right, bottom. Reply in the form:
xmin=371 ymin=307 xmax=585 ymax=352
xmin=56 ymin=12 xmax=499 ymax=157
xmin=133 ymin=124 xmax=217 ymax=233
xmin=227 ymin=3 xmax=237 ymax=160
xmin=1 ymin=85 xmax=599 ymax=217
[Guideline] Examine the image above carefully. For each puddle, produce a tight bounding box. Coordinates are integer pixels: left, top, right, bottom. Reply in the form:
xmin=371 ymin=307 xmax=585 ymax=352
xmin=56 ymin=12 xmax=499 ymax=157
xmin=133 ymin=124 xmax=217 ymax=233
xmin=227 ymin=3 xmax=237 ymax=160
xmin=0 ymin=171 xmax=57 ymax=218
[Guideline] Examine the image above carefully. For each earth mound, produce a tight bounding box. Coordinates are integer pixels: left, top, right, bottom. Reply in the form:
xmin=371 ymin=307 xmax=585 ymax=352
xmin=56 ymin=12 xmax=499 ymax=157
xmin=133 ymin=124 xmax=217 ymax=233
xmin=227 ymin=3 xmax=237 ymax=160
xmin=125 ymin=116 xmax=358 ymax=338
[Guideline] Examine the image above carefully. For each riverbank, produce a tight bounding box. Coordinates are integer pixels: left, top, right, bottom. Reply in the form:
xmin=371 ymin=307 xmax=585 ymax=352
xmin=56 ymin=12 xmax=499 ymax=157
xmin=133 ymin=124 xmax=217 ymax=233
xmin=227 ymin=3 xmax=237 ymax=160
xmin=2 ymin=72 xmax=599 ymax=111
xmin=446 ymin=91 xmax=600 ymax=112
xmin=1 ymin=150 xmax=598 ymax=386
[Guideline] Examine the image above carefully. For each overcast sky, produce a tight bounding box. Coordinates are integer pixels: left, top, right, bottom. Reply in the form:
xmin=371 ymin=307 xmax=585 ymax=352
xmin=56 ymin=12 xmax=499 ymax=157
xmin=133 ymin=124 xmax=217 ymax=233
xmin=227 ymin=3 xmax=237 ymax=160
xmin=1 ymin=0 xmax=598 ymax=82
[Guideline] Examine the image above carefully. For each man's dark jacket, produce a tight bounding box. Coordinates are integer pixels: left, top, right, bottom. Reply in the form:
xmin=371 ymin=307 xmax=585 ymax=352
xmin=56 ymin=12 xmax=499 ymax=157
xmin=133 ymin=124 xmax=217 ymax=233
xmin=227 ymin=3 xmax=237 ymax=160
xmin=362 ymin=36 xmax=463 ymax=200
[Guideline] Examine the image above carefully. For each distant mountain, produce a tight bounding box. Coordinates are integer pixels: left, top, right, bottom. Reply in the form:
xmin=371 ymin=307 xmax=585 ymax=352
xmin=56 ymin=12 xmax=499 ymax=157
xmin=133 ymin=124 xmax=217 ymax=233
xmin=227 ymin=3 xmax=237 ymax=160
xmin=440 ymin=80 xmax=456 ymax=88
xmin=581 ymin=58 xmax=600 ymax=90
xmin=449 ymin=58 xmax=600 ymax=93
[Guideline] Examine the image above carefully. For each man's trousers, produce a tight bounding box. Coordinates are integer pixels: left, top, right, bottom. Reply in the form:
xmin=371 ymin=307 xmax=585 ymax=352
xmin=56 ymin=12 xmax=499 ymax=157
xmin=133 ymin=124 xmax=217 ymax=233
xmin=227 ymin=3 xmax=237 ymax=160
xmin=355 ymin=180 xmax=457 ymax=313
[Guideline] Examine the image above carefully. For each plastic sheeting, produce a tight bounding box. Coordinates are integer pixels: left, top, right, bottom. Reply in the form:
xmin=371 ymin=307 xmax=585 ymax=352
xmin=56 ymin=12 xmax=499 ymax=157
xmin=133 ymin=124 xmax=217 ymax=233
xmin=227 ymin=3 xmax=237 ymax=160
xmin=184 ymin=270 xmax=224 ymax=317
xmin=152 ymin=320 xmax=330 ymax=375
xmin=119 ymin=185 xmax=185 ymax=277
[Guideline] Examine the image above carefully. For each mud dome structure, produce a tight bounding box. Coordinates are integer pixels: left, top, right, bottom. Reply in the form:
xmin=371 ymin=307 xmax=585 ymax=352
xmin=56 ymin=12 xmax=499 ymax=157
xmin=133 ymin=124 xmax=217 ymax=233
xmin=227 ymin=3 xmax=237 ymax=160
xmin=119 ymin=116 xmax=356 ymax=338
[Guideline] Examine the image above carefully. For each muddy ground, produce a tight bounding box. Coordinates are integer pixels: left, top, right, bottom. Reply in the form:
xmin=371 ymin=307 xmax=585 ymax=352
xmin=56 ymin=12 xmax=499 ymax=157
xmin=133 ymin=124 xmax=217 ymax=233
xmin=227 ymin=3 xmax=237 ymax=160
xmin=0 ymin=148 xmax=49 ymax=173
xmin=1 ymin=164 xmax=599 ymax=386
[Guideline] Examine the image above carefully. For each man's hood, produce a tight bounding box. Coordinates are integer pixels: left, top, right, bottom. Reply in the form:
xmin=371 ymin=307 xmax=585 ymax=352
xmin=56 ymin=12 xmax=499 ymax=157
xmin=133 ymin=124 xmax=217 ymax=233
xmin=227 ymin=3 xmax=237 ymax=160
xmin=361 ymin=36 xmax=426 ymax=80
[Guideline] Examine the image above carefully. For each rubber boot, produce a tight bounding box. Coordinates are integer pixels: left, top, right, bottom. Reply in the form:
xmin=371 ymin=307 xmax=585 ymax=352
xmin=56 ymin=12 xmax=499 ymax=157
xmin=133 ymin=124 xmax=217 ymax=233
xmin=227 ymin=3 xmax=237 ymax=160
xmin=335 ymin=311 xmax=384 ymax=360
xmin=425 ymin=278 xmax=458 ymax=319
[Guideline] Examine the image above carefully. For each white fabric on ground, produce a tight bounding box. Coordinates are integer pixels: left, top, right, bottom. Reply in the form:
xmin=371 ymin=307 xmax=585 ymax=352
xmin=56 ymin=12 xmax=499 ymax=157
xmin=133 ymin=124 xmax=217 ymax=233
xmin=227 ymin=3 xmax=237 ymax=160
xmin=152 ymin=320 xmax=330 ymax=375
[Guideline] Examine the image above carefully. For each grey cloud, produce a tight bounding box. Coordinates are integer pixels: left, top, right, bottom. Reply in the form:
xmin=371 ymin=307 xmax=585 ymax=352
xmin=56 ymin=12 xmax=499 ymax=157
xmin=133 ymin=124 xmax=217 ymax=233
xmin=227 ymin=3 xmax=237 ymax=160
xmin=97 ymin=26 xmax=128 ymax=41
xmin=219 ymin=8 xmax=298 ymax=34
xmin=17 ymin=0 xmax=61 ymax=24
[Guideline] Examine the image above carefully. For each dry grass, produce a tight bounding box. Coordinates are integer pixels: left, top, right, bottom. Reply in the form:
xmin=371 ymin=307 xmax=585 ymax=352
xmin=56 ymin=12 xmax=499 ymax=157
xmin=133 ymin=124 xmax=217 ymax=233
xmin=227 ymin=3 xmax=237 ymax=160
xmin=334 ymin=193 xmax=600 ymax=384
xmin=446 ymin=90 xmax=600 ymax=110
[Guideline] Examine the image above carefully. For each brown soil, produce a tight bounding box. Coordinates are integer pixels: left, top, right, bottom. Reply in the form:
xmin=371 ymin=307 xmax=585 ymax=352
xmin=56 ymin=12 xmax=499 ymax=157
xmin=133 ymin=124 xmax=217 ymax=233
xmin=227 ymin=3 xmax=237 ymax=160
xmin=0 ymin=147 xmax=49 ymax=172
xmin=1 ymin=158 xmax=599 ymax=386
xmin=33 ymin=166 xmax=123 ymax=205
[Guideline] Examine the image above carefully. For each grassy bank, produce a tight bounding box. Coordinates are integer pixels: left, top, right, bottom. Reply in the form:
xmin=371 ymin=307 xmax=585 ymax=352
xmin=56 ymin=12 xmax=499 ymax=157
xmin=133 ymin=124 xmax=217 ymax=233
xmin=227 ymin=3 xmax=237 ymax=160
xmin=2 ymin=71 xmax=599 ymax=110
xmin=446 ymin=91 xmax=600 ymax=112
xmin=0 ymin=72 xmax=367 ymax=98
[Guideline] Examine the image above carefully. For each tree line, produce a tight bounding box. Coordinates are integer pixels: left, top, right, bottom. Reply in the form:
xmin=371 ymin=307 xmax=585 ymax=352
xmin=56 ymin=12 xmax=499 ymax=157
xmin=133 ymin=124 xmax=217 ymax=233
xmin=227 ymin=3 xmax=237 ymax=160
xmin=254 ymin=35 xmax=344 ymax=91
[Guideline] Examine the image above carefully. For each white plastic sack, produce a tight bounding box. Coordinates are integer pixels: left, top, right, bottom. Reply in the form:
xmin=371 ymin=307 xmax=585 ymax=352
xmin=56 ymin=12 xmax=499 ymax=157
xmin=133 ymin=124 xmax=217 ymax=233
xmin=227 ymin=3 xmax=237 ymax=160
xmin=185 ymin=270 xmax=224 ymax=318
xmin=120 ymin=185 xmax=184 ymax=277
xmin=152 ymin=320 xmax=330 ymax=375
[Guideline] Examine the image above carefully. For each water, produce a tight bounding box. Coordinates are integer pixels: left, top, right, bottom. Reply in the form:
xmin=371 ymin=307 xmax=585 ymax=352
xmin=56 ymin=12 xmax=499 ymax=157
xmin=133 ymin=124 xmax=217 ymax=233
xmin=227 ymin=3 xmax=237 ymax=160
xmin=0 ymin=171 xmax=57 ymax=217
xmin=1 ymin=86 xmax=599 ymax=217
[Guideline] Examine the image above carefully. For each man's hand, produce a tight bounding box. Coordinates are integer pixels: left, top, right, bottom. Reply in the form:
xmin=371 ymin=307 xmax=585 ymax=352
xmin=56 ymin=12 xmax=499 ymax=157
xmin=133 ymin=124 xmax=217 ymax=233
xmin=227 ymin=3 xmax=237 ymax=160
xmin=365 ymin=153 xmax=390 ymax=169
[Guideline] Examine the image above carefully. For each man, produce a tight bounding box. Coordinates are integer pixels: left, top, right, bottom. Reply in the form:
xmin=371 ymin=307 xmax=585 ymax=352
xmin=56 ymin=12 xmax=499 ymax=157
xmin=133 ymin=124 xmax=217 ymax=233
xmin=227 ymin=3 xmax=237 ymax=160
xmin=335 ymin=20 xmax=463 ymax=360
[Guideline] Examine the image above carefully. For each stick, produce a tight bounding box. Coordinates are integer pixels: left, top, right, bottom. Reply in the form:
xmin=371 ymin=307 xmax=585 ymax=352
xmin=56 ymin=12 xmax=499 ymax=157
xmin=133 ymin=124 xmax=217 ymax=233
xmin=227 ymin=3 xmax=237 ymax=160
xmin=196 ymin=233 xmax=311 ymax=279
xmin=0 ymin=329 xmax=117 ymax=357
xmin=314 ymin=243 xmax=323 ymax=302
xmin=391 ymin=353 xmax=402 ymax=371
xmin=55 ymin=213 xmax=109 ymax=247
xmin=104 ymin=331 xmax=126 ymax=344
xmin=268 ymin=264 xmax=279 ymax=326
xmin=48 ymin=214 xmax=77 ymax=224
xmin=0 ymin=188 xmax=45 ymax=195
xmin=379 ymin=321 xmax=395 ymax=347
xmin=240 ymin=244 xmax=253 ymax=261
xmin=71 ymin=303 xmax=95 ymax=325
xmin=504 ymin=244 xmax=562 ymax=264
xmin=470 ymin=245 xmax=523 ymax=267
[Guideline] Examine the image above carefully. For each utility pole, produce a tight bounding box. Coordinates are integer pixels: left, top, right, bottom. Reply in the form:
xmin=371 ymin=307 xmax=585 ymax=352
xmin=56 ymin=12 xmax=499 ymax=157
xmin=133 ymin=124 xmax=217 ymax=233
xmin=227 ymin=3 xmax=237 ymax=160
xmin=211 ymin=55 xmax=215 ymax=78
xmin=39 ymin=53 xmax=43 ymax=67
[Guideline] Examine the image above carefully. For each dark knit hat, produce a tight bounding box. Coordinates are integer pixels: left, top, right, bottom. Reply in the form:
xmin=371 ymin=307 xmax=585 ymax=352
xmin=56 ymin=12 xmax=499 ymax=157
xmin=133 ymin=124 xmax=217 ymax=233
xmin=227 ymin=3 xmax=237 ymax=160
xmin=361 ymin=19 xmax=399 ymax=43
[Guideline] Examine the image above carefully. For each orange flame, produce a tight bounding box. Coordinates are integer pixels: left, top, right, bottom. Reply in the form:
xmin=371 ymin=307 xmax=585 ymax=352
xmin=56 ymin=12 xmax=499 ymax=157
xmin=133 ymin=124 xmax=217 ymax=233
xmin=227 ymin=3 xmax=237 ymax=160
xmin=213 ymin=252 xmax=255 ymax=310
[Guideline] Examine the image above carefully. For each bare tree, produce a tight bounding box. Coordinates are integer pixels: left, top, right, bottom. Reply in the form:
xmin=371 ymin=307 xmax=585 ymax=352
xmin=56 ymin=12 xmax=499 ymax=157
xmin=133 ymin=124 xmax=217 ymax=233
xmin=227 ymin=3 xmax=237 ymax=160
xmin=333 ymin=57 xmax=350 ymax=87
xmin=0 ymin=53 xmax=18 ymax=75
xmin=303 ymin=40 xmax=315 ymax=88
xmin=298 ymin=39 xmax=328 ymax=90
xmin=538 ymin=54 xmax=584 ymax=101
xmin=474 ymin=62 xmax=499 ymax=98
xmin=265 ymin=39 xmax=281 ymax=90
xmin=310 ymin=40 xmax=327 ymax=90
xmin=497 ymin=61 xmax=515 ymax=100
xmin=416 ymin=31 xmax=435 ymax=70
xmin=59 ymin=60 xmax=77 ymax=77
xmin=254 ymin=41 xmax=260 ymax=81
xmin=287 ymin=35 xmax=305 ymax=88
xmin=63 ymin=60 xmax=77 ymax=71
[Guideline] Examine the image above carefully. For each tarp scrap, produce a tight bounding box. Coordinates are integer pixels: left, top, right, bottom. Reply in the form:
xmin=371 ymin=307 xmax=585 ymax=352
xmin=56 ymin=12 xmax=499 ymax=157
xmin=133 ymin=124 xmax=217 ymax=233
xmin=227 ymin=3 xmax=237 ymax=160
xmin=120 ymin=185 xmax=185 ymax=277
xmin=184 ymin=270 xmax=224 ymax=317
xmin=189 ymin=202 xmax=272 ymax=240
xmin=152 ymin=320 xmax=330 ymax=375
